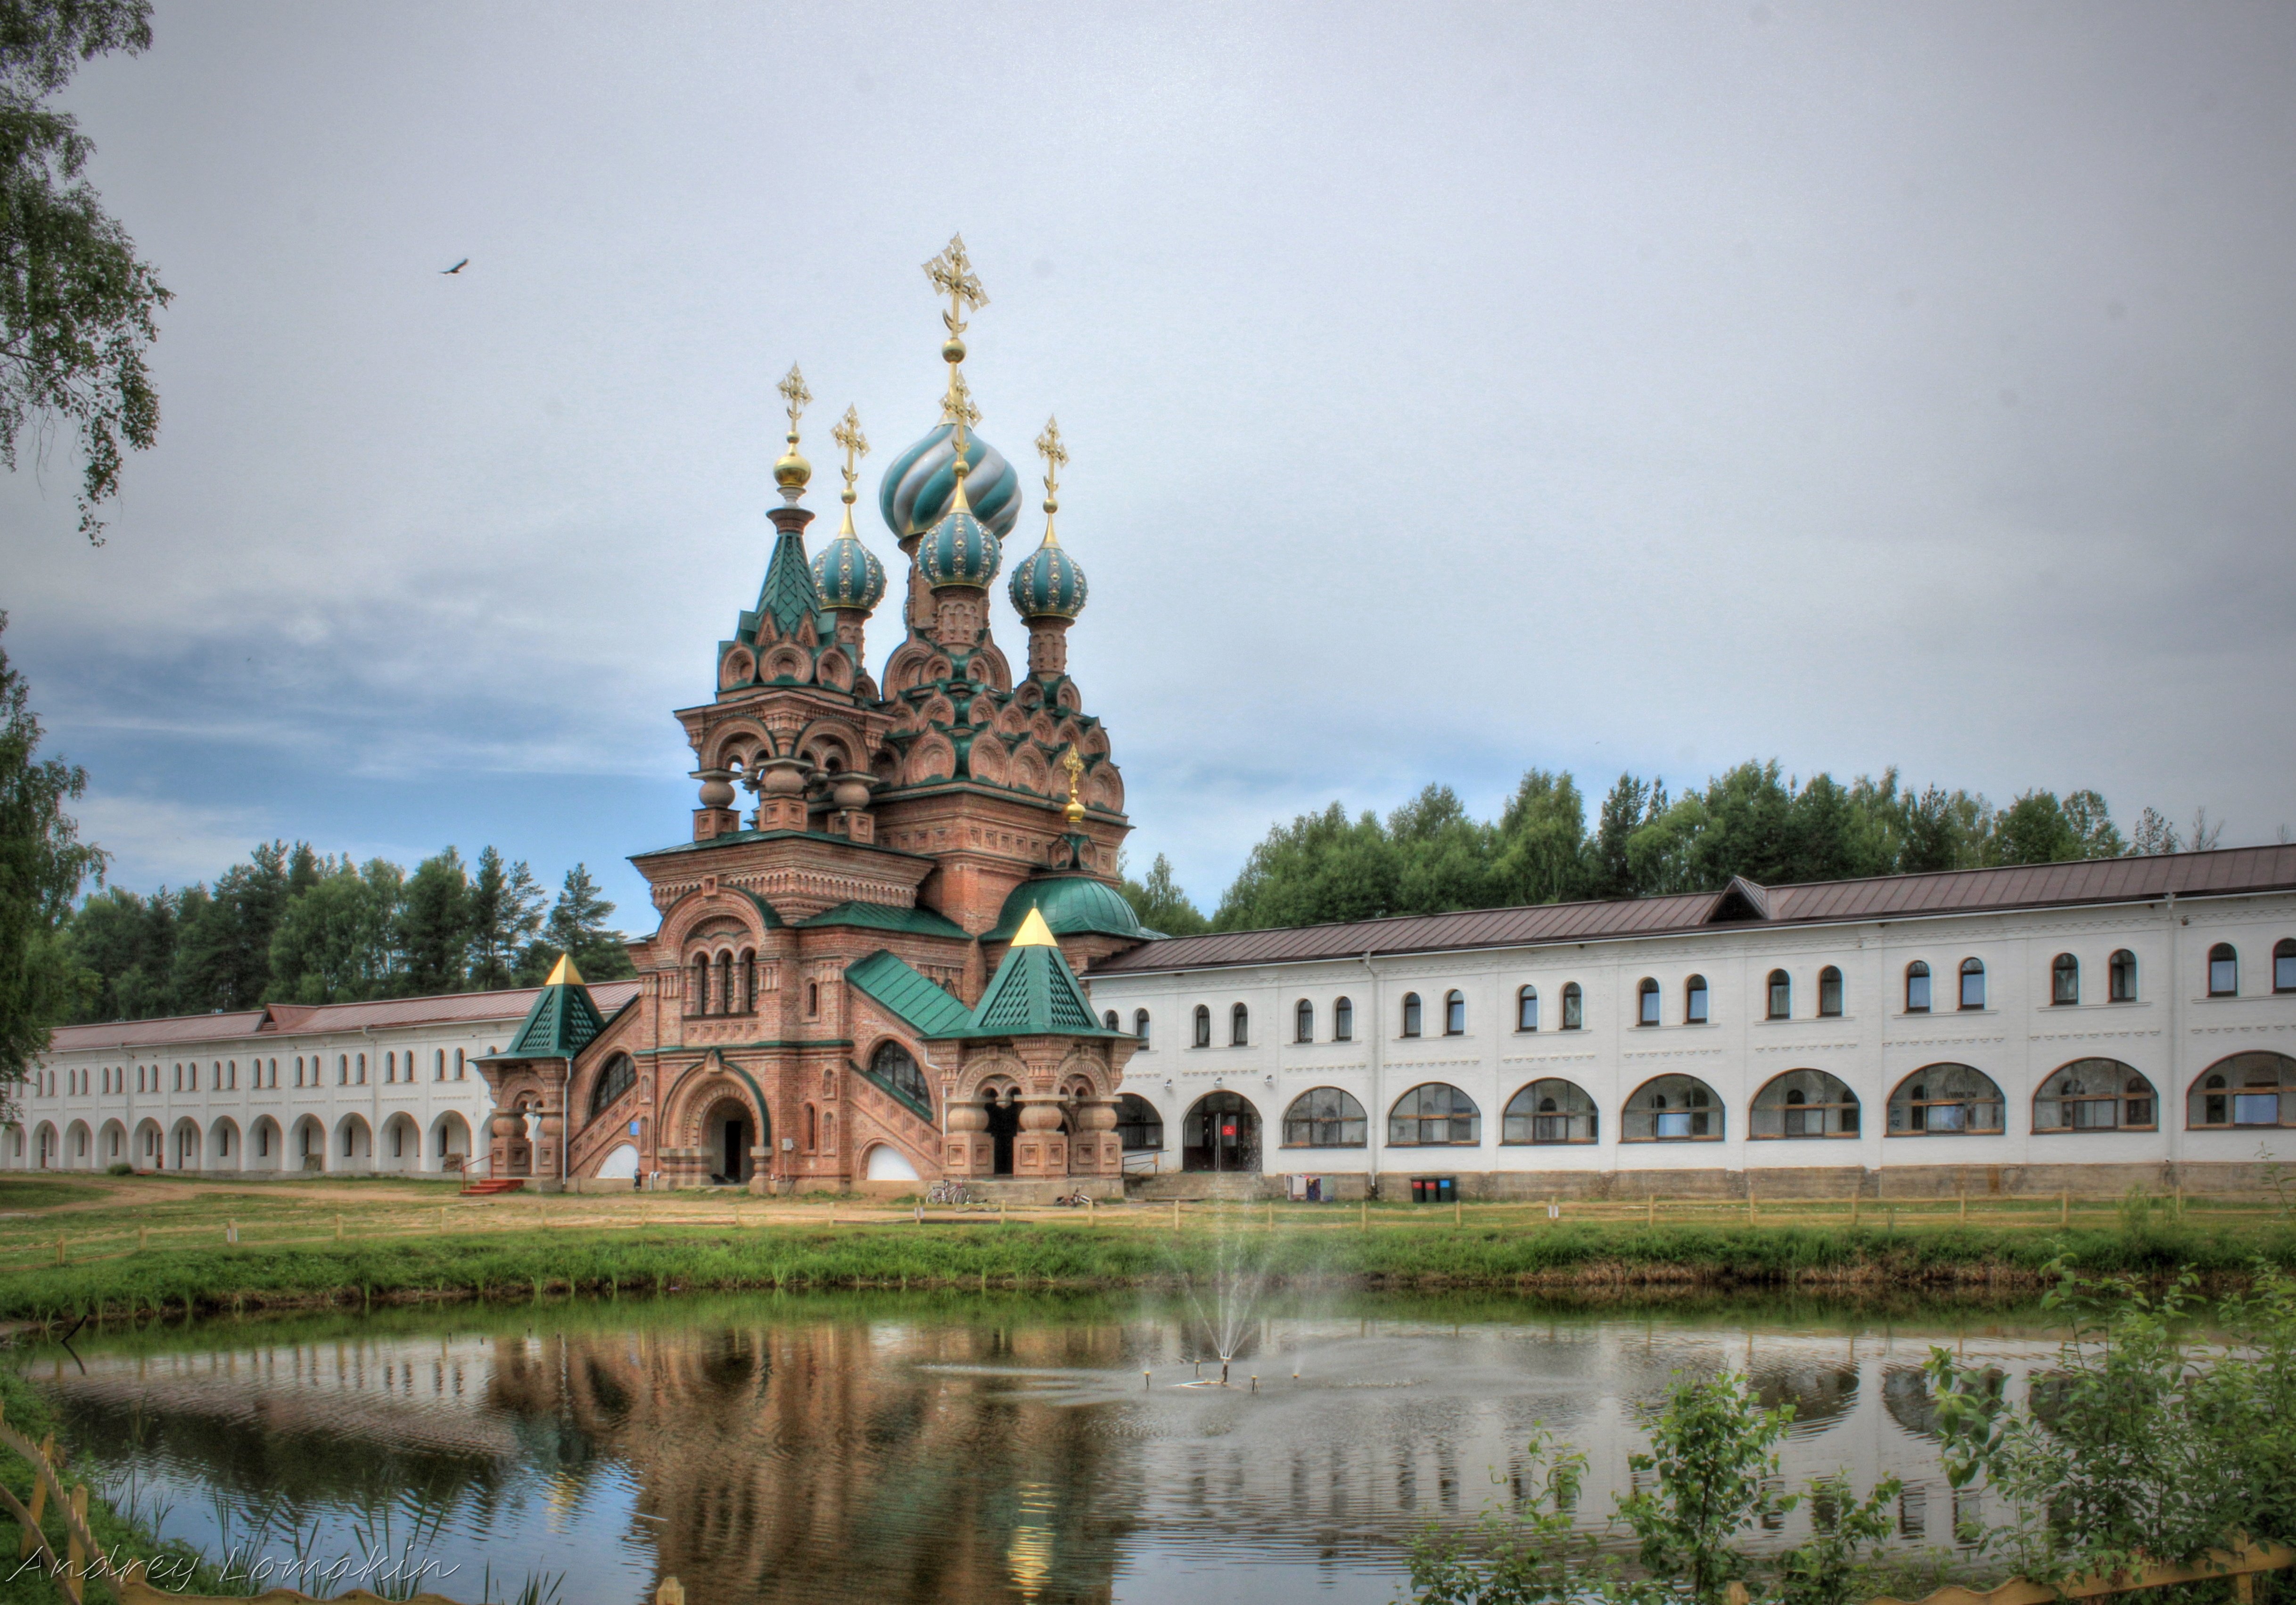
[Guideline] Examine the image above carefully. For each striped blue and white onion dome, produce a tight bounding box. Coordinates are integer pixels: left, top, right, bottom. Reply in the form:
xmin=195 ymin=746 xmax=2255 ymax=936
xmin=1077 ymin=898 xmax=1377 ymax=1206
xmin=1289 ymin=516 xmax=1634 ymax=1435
xmin=811 ymin=530 xmax=887 ymax=611
xmin=878 ymin=422 xmax=1021 ymax=543
xmin=1007 ymin=537 xmax=1086 ymax=620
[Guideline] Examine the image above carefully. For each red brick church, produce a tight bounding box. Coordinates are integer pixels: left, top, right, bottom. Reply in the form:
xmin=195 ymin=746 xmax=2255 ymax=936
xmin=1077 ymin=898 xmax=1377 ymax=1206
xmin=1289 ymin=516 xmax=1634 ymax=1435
xmin=478 ymin=238 xmax=1152 ymax=1193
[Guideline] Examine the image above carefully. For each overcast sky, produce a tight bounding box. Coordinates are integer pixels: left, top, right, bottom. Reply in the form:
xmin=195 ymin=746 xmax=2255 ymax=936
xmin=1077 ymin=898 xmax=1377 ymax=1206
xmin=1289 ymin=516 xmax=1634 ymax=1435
xmin=7 ymin=0 xmax=2294 ymax=930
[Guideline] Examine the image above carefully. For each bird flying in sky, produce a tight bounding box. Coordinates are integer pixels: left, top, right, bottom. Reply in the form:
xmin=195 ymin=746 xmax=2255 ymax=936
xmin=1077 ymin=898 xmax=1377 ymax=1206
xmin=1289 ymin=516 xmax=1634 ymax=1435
xmin=441 ymin=258 xmax=469 ymax=274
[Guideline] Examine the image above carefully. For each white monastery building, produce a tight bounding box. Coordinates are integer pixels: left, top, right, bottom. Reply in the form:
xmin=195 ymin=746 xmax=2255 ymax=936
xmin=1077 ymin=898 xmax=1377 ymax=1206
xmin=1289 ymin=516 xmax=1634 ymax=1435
xmin=9 ymin=983 xmax=639 ymax=1177
xmin=11 ymin=851 xmax=2294 ymax=1196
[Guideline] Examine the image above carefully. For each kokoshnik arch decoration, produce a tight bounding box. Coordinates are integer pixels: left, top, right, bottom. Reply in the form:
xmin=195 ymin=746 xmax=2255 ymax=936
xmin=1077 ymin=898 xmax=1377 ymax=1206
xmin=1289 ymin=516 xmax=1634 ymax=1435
xmin=477 ymin=237 xmax=1144 ymax=1192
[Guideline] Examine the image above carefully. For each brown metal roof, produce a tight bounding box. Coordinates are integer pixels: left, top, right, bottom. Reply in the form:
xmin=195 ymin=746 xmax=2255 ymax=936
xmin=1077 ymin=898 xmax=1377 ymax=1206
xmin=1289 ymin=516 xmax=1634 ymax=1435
xmin=1089 ymin=845 xmax=2296 ymax=976
xmin=48 ymin=981 xmax=642 ymax=1054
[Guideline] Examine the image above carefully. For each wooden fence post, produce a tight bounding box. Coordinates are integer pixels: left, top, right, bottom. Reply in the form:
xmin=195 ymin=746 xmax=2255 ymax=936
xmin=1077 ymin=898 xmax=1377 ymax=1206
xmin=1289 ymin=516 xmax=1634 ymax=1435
xmin=2061 ymin=1190 xmax=2070 ymax=1227
xmin=655 ymin=1577 xmax=686 ymax=1605
xmin=1172 ymin=1198 xmax=1180 ymax=1231
xmin=1359 ymin=1197 xmax=1368 ymax=1232
xmin=334 ymin=1214 xmax=342 ymax=1240
xmin=19 ymin=1433 xmax=53 ymax=1559
xmin=65 ymin=1484 xmax=86 ymax=1603
xmin=1747 ymin=1186 xmax=1757 ymax=1224
xmin=1958 ymin=1189 xmax=1967 ymax=1222
xmin=1850 ymin=1193 xmax=1860 ymax=1227
xmin=1646 ymin=1193 xmax=1655 ymax=1226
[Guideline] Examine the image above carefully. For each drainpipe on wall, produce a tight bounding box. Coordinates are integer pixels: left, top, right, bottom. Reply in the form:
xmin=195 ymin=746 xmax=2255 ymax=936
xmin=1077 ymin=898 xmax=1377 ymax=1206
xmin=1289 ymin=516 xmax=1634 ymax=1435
xmin=1359 ymin=951 xmax=1382 ymax=1200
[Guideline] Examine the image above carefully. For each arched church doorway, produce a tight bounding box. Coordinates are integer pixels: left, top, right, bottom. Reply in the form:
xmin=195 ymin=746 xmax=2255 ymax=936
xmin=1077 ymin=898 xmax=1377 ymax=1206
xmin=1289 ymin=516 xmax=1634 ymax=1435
xmin=986 ymin=1098 xmax=1020 ymax=1176
xmin=1182 ymin=1092 xmax=1261 ymax=1173
xmin=702 ymin=1097 xmax=762 ymax=1185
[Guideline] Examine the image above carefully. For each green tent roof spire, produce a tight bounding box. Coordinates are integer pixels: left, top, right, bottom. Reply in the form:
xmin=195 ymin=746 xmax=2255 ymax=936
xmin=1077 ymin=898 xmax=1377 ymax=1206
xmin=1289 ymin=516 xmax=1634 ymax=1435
xmin=498 ymin=958 xmax=609 ymax=1059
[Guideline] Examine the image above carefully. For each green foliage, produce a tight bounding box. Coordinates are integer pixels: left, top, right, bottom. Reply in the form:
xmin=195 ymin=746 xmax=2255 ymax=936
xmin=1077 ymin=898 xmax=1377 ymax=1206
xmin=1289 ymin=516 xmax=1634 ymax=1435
xmin=1119 ymin=851 xmax=1209 ymax=937
xmin=394 ymin=847 xmax=470 ymax=996
xmin=1616 ymin=1371 xmax=1794 ymax=1601
xmin=1210 ymin=760 xmax=2176 ymax=933
xmin=1928 ymin=1264 xmax=2296 ymax=1580
xmin=521 ymin=862 xmax=635 ymax=983
xmin=465 ymin=844 xmax=543 ymax=991
xmin=266 ymin=855 xmax=404 ymax=1003
xmin=0 ymin=0 xmax=168 ymax=542
xmin=0 ymin=613 xmax=105 ymax=1111
xmin=1405 ymin=1428 xmax=1610 ymax=1604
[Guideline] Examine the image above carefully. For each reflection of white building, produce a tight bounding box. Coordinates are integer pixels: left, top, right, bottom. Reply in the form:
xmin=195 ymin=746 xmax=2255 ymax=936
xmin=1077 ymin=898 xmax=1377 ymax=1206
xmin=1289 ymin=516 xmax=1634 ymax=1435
xmin=1087 ymin=849 xmax=2296 ymax=1195
xmin=8 ymin=983 xmax=637 ymax=1175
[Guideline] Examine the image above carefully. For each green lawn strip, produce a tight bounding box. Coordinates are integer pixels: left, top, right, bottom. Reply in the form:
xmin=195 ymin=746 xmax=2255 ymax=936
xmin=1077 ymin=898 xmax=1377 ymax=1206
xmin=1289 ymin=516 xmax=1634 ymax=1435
xmin=0 ymin=1369 xmax=233 ymax=1603
xmin=2 ymin=1218 xmax=2290 ymax=1322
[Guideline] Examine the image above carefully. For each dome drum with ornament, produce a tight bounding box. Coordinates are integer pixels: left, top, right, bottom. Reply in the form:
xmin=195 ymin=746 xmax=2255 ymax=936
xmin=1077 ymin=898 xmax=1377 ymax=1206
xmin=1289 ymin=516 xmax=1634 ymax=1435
xmin=474 ymin=236 xmax=1147 ymax=1198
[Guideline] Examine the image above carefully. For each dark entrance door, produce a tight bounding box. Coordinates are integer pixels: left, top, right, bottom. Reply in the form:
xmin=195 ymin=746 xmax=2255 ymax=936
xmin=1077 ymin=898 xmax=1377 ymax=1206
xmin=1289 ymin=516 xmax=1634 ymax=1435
xmin=1181 ymin=1093 xmax=1261 ymax=1173
xmin=987 ymin=1100 xmax=1020 ymax=1176
xmin=721 ymin=1118 xmax=747 ymax=1183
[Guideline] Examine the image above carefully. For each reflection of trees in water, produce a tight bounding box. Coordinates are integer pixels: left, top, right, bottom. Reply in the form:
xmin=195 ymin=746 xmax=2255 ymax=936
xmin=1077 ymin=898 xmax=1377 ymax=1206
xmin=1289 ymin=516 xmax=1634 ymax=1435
xmin=1882 ymin=1363 xmax=2005 ymax=1441
xmin=1751 ymin=1362 xmax=1859 ymax=1438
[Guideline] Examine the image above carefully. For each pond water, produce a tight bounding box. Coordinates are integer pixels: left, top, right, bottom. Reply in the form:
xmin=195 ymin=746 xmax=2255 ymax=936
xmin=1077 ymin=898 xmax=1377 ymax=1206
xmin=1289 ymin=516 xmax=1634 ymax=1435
xmin=19 ymin=1289 xmax=2069 ymax=1605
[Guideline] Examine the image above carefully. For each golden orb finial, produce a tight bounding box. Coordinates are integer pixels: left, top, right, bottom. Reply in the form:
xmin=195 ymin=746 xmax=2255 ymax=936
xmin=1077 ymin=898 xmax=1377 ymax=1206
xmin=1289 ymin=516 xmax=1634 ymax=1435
xmin=773 ymin=363 xmax=813 ymax=500
xmin=1062 ymin=745 xmax=1086 ymax=826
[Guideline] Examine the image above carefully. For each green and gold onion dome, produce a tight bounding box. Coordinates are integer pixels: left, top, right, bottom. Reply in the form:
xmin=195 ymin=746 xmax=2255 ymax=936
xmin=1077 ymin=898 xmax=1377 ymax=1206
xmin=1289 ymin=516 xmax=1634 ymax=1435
xmin=1008 ymin=535 xmax=1086 ymax=620
xmin=879 ymin=422 xmax=1021 ymax=542
xmin=811 ymin=530 xmax=887 ymax=611
xmin=917 ymin=488 xmax=1001 ymax=590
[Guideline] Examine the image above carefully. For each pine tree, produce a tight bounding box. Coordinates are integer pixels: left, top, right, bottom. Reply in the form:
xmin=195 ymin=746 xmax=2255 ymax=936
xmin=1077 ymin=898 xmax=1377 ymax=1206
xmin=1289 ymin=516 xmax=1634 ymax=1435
xmin=466 ymin=845 xmax=545 ymax=991
xmin=397 ymin=848 xmax=472 ymax=995
xmin=0 ymin=614 xmax=107 ymax=1104
xmin=523 ymin=863 xmax=635 ymax=982
xmin=1120 ymin=853 xmax=1209 ymax=937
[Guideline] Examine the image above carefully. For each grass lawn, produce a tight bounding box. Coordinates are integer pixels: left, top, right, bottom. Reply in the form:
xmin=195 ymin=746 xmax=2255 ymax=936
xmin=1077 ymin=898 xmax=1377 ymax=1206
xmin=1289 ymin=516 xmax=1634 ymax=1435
xmin=0 ymin=1173 xmax=2288 ymax=1321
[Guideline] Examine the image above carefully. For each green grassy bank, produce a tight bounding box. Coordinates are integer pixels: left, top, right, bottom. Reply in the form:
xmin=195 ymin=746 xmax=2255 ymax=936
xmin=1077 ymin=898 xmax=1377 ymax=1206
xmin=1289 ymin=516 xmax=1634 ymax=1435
xmin=5 ymin=1214 xmax=2293 ymax=1324
xmin=0 ymin=1367 xmax=230 ymax=1604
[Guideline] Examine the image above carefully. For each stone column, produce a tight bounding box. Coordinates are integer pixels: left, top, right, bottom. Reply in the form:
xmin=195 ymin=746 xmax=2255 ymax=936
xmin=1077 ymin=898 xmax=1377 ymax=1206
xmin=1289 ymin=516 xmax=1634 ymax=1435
xmin=1026 ymin=619 xmax=1070 ymax=679
xmin=1071 ymin=1097 xmax=1120 ymax=1176
xmin=1014 ymin=1095 xmax=1068 ymax=1178
xmin=944 ymin=1100 xmax=989 ymax=1176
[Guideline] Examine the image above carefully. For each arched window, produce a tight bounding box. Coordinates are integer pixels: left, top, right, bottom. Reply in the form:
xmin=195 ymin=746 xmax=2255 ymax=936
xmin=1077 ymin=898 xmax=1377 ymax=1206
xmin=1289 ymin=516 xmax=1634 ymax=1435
xmin=1516 ymin=985 xmax=1539 ymax=1032
xmin=1767 ymin=970 xmax=1791 ymax=1020
xmin=2051 ymin=953 xmax=2079 ymax=1006
xmin=1230 ymin=1003 xmax=1249 ymax=1046
xmin=590 ymin=1053 xmax=636 ymax=1117
xmin=1501 ymin=1078 xmax=1597 ymax=1144
xmin=1905 ymin=961 xmax=1931 ymax=1013
xmin=805 ymin=1105 xmax=818 ymax=1150
xmin=691 ymin=955 xmax=709 ymax=1015
xmin=1333 ymin=997 xmax=1353 ymax=1041
xmin=385 ymin=1051 xmax=396 ymax=1082
xmin=806 ymin=979 xmax=820 ymax=1016
xmin=1192 ymin=1005 xmax=1210 ymax=1048
xmin=1817 ymin=967 xmax=1843 ymax=1018
xmin=869 ymin=1040 xmax=933 ymax=1110
xmin=1134 ymin=1009 xmax=1152 ymax=1046
xmin=716 ymin=951 xmax=733 ymax=1014
xmin=2109 ymin=949 xmax=2138 ymax=1002
xmin=2033 ymin=1059 xmax=2154 ymax=1132
xmin=2209 ymin=943 xmax=2238 ymax=996
xmin=1622 ymin=1076 xmax=1721 ymax=1142
xmin=453 ymin=1049 xmax=465 ymax=1079
xmin=1887 ymin=1064 xmax=2004 ymax=1135
xmin=1097 ymin=1009 xmax=1114 ymax=1031
xmin=1400 ymin=992 xmax=1423 ymax=1037
xmin=1637 ymin=977 xmax=1661 ymax=1026
xmin=1295 ymin=999 xmax=1315 ymax=1043
xmin=433 ymin=1050 xmax=444 ymax=1081
xmin=1685 ymin=976 xmax=1708 ymax=1024
xmin=1114 ymin=1094 xmax=1163 ymax=1150
xmin=742 ymin=951 xmax=758 ymax=1013
xmin=1751 ymin=1070 xmax=1860 ymax=1139
xmin=1560 ymin=983 xmax=1582 ymax=1031
xmin=1444 ymin=990 xmax=1466 ymax=1034
xmin=1283 ymin=1087 xmax=1368 ymax=1148
xmin=1388 ymin=1084 xmax=1480 ymax=1146
xmin=2278 ymin=939 xmax=2296 ymax=994
xmin=2188 ymin=1051 xmax=2296 ymax=1128
xmin=1958 ymin=958 xmax=1986 ymax=1010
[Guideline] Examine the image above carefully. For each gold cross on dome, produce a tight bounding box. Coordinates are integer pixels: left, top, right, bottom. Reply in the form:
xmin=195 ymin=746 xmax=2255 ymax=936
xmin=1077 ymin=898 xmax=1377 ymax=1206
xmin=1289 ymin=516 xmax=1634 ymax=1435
xmin=1062 ymin=746 xmax=1087 ymax=824
xmin=832 ymin=406 xmax=869 ymax=489
xmin=941 ymin=369 xmax=981 ymax=434
xmin=923 ymin=233 xmax=988 ymax=337
xmin=777 ymin=364 xmax=812 ymax=438
xmin=1034 ymin=415 xmax=1067 ymax=499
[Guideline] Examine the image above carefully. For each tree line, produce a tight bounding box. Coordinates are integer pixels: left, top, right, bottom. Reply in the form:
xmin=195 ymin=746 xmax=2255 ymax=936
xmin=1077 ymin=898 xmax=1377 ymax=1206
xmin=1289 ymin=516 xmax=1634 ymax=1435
xmin=1121 ymin=761 xmax=2226 ymax=937
xmin=58 ymin=842 xmax=636 ymax=1024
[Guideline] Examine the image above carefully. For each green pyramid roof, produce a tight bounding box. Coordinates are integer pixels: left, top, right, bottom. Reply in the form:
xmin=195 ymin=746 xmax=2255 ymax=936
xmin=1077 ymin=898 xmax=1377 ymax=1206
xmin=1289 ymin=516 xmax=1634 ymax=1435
xmin=846 ymin=949 xmax=974 ymax=1037
xmin=493 ymin=957 xmax=610 ymax=1059
xmin=969 ymin=928 xmax=1105 ymax=1035
xmin=756 ymin=528 xmax=823 ymax=641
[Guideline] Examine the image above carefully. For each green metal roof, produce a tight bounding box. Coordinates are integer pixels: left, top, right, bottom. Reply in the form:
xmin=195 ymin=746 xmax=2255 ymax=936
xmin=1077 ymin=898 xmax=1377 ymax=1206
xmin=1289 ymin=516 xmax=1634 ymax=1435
xmin=798 ymin=901 xmax=967 ymax=938
xmin=968 ymin=939 xmax=1106 ymax=1035
xmin=497 ymin=972 xmax=609 ymax=1059
xmin=755 ymin=527 xmax=824 ymax=641
xmin=984 ymin=876 xmax=1149 ymax=943
xmin=845 ymin=949 xmax=975 ymax=1037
